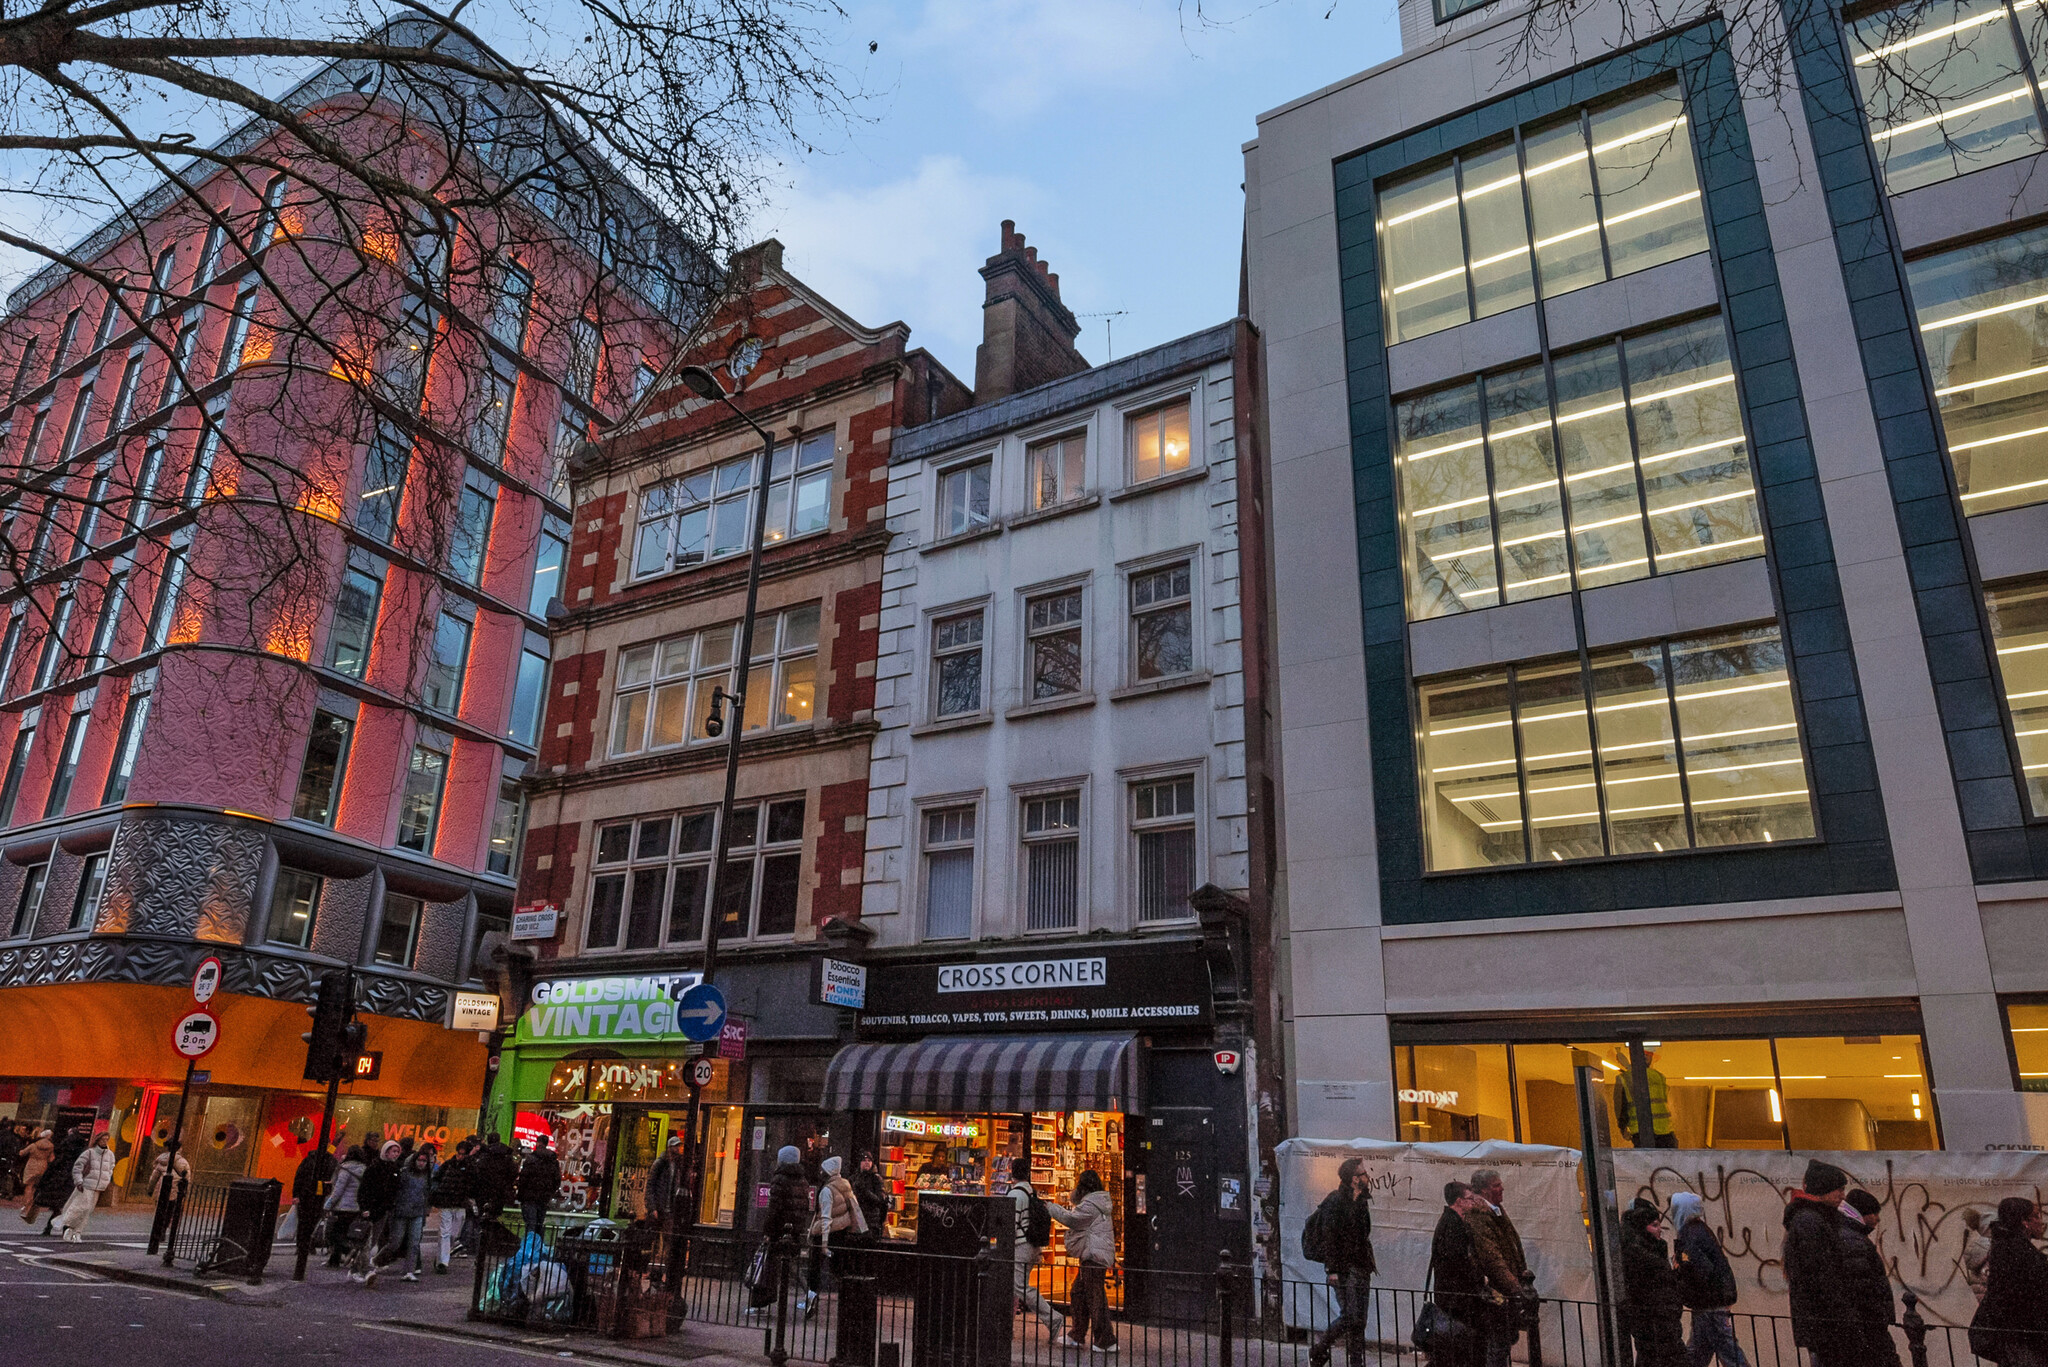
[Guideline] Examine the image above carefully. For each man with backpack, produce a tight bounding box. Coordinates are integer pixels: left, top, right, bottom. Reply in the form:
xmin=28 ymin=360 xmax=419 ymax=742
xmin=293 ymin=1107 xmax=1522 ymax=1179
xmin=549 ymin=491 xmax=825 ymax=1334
xmin=1007 ymin=1157 xmax=1066 ymax=1336
xmin=1304 ymin=1156 xmax=1376 ymax=1367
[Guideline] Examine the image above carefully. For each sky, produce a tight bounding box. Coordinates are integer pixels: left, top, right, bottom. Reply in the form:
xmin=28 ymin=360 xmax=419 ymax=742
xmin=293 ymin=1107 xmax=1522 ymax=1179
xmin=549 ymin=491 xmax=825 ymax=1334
xmin=755 ymin=0 xmax=1401 ymax=382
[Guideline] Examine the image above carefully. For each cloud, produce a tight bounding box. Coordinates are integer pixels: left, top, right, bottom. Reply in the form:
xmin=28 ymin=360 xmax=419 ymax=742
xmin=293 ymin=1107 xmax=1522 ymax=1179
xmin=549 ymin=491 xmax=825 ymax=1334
xmin=902 ymin=0 xmax=1191 ymax=116
xmin=756 ymin=154 xmax=1047 ymax=378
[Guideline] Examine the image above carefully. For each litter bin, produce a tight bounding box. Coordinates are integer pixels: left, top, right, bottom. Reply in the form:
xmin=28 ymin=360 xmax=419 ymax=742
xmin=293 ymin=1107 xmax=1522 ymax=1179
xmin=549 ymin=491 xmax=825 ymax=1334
xmin=198 ymin=1178 xmax=282 ymax=1282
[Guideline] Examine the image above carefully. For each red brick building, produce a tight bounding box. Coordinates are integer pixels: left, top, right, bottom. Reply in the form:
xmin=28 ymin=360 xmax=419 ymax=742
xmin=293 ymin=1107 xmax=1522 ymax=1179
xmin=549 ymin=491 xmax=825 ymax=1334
xmin=490 ymin=241 xmax=967 ymax=1217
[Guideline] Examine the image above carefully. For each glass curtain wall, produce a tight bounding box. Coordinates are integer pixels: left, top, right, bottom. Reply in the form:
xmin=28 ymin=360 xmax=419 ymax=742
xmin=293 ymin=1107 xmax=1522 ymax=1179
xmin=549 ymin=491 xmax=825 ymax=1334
xmin=1985 ymin=577 xmax=2048 ymax=815
xmin=1396 ymin=314 xmax=1760 ymax=618
xmin=1907 ymin=224 xmax=2048 ymax=516
xmin=1378 ymin=83 xmax=1709 ymax=345
xmin=2008 ymin=1000 xmax=2048 ymax=1090
xmin=1850 ymin=0 xmax=2048 ymax=194
xmin=1397 ymin=1033 xmax=1935 ymax=1150
xmin=1416 ymin=625 xmax=1815 ymax=870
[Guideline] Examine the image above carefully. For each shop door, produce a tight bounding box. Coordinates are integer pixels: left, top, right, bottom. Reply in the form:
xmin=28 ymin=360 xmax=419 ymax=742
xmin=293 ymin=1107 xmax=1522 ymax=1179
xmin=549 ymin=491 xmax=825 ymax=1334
xmin=1139 ymin=1108 xmax=1216 ymax=1322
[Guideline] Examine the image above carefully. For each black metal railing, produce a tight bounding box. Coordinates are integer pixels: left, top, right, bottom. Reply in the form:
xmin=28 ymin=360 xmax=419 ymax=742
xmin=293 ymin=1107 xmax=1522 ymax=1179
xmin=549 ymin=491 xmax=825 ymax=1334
xmin=467 ymin=1226 xmax=2034 ymax=1367
xmin=162 ymin=1180 xmax=232 ymax=1265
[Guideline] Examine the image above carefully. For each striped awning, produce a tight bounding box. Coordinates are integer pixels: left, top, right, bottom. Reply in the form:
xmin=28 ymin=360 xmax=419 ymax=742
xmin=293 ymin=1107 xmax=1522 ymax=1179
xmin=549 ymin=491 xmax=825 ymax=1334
xmin=822 ymin=1034 xmax=1144 ymax=1115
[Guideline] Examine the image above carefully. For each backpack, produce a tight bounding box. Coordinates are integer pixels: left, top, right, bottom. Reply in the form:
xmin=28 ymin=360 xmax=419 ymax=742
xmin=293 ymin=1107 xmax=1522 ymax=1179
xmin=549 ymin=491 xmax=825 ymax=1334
xmin=1302 ymin=1197 xmax=1336 ymax=1265
xmin=1023 ymin=1187 xmax=1053 ymax=1248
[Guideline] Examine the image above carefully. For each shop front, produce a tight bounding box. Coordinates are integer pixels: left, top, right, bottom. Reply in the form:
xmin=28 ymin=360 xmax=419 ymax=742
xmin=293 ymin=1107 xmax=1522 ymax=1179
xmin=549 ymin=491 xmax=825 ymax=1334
xmin=488 ymin=955 xmax=844 ymax=1234
xmin=823 ymin=940 xmax=1253 ymax=1318
xmin=0 ymin=982 xmax=487 ymax=1202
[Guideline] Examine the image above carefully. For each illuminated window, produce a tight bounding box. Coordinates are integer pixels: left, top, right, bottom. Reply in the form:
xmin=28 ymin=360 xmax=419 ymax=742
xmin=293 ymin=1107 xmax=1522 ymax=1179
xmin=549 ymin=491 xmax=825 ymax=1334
xmin=1986 ymin=577 xmax=2048 ymax=816
xmin=2008 ymin=1000 xmax=2048 ymax=1092
xmin=1850 ymin=0 xmax=2048 ymax=194
xmin=1394 ymin=1044 xmax=1514 ymax=1141
xmin=1126 ymin=399 xmax=1193 ymax=484
xmin=586 ymin=798 xmax=804 ymax=949
xmin=1027 ymin=432 xmax=1086 ymax=510
xmin=1397 ymin=314 xmax=1759 ymax=619
xmin=1378 ymin=83 xmax=1708 ymax=345
xmin=1907 ymin=224 xmax=2048 ymax=516
xmin=292 ymin=710 xmax=353 ymax=826
xmin=1417 ymin=625 xmax=1814 ymax=870
xmin=488 ymin=779 xmax=524 ymax=877
xmin=609 ymin=604 xmax=818 ymax=755
xmin=632 ymin=432 xmax=833 ymax=577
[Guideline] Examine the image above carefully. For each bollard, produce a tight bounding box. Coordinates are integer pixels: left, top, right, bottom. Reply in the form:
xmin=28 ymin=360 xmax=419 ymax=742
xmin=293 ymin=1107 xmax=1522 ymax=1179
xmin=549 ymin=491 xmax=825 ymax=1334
xmin=770 ymin=1235 xmax=793 ymax=1367
xmin=1216 ymin=1248 xmax=1236 ymax=1367
xmin=1901 ymin=1290 xmax=1930 ymax=1367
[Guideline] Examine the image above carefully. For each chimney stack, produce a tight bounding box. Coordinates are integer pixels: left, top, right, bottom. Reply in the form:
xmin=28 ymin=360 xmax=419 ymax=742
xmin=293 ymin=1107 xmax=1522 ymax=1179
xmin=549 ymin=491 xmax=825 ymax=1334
xmin=974 ymin=220 xmax=1087 ymax=403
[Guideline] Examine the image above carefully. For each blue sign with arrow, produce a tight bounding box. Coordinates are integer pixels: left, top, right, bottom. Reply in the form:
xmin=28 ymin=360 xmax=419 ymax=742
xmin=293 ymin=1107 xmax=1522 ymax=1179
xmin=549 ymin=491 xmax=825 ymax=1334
xmin=673 ymin=982 xmax=728 ymax=1042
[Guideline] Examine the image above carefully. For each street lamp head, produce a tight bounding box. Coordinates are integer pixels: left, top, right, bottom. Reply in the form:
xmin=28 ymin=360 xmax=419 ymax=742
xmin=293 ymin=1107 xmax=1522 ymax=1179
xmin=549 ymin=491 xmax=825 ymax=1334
xmin=678 ymin=365 xmax=726 ymax=402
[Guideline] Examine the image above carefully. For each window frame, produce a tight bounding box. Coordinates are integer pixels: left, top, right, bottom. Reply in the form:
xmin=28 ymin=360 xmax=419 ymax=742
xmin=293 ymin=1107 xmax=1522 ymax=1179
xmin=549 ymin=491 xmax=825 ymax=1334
xmin=291 ymin=708 xmax=354 ymax=826
xmin=375 ymin=892 xmax=424 ymax=968
xmin=0 ymin=713 xmax=38 ymax=827
xmin=1024 ymin=429 xmax=1090 ymax=513
xmin=1015 ymin=780 xmax=1087 ymax=934
xmin=607 ymin=604 xmax=820 ymax=757
xmin=423 ymin=610 xmax=472 ymax=718
xmin=1124 ymin=552 xmax=1200 ymax=686
xmin=1020 ymin=578 xmax=1090 ymax=704
xmin=42 ymin=708 xmax=91 ymax=818
xmin=583 ymin=795 xmax=808 ymax=951
xmin=934 ymin=455 xmax=994 ymax=539
xmin=919 ymin=798 xmax=982 ymax=941
xmin=102 ymin=684 xmax=149 ymax=805
xmin=396 ymin=743 xmax=449 ymax=853
xmin=488 ymin=777 xmax=525 ymax=877
xmin=630 ymin=431 xmax=838 ymax=580
xmin=1126 ymin=768 xmax=1203 ymax=924
xmin=265 ymin=867 xmax=323 ymax=948
xmin=11 ymin=862 xmax=49 ymax=938
xmin=325 ymin=561 xmax=384 ymax=679
xmin=1121 ymin=393 xmax=1199 ymax=488
xmin=70 ymin=851 xmax=108 ymax=931
xmin=928 ymin=602 xmax=990 ymax=723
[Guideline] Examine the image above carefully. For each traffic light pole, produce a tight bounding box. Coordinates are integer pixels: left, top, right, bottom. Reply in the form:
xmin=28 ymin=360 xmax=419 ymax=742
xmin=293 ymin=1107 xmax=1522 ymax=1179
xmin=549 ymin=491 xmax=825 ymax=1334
xmin=291 ymin=966 xmax=358 ymax=1280
xmin=293 ymin=1073 xmax=342 ymax=1281
xmin=146 ymin=1055 xmax=197 ymax=1258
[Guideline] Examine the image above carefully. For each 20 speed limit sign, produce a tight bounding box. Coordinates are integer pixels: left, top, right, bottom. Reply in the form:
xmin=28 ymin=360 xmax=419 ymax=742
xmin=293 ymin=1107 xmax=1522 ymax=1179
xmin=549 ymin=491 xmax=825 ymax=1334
xmin=172 ymin=1010 xmax=220 ymax=1059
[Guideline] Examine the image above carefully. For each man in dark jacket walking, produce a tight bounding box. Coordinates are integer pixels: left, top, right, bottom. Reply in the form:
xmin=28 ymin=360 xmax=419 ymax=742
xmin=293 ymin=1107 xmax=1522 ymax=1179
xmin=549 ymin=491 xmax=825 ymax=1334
xmin=1841 ymin=1189 xmax=1900 ymax=1366
xmin=472 ymin=1133 xmax=518 ymax=1223
xmin=291 ymin=1143 xmax=339 ymax=1273
xmin=1307 ymin=1156 xmax=1376 ymax=1367
xmin=1980 ymin=1197 xmax=2048 ymax=1367
xmin=32 ymin=1125 xmax=88 ymax=1235
xmin=1428 ymin=1183 xmax=1491 ymax=1367
xmin=1620 ymin=1200 xmax=1686 ymax=1367
xmin=1782 ymin=1161 xmax=1861 ymax=1367
xmin=428 ymin=1139 xmax=475 ymax=1272
xmin=516 ymin=1135 xmax=560 ymax=1236
xmin=754 ymin=1145 xmax=812 ymax=1312
xmin=645 ymin=1134 xmax=685 ymax=1229
xmin=1670 ymin=1192 xmax=1748 ymax=1367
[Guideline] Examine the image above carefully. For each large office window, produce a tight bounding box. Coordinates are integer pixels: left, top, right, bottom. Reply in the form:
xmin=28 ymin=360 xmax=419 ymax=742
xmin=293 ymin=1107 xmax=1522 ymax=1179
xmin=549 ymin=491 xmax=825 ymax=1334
xmin=1987 ymin=577 xmax=2048 ymax=817
xmin=609 ymin=605 xmax=818 ymax=755
xmin=631 ymin=432 xmax=834 ymax=578
xmin=376 ymin=894 xmax=423 ymax=967
xmin=509 ymin=643 xmax=548 ymax=746
xmin=1021 ymin=790 xmax=1081 ymax=931
xmin=1850 ymin=0 xmax=2048 ymax=194
xmin=325 ymin=565 xmax=382 ymax=678
xmin=0 ymin=717 xmax=35 ymax=827
xmin=265 ymin=869 xmax=322 ymax=947
xmin=1378 ymin=82 xmax=1709 ymax=345
xmin=586 ymin=798 xmax=805 ymax=949
xmin=291 ymin=709 xmax=353 ymax=825
xmin=1907 ymin=224 xmax=2048 ymax=517
xmin=472 ymin=367 xmax=515 ymax=462
xmin=490 ymin=265 xmax=534 ymax=351
xmin=488 ymin=779 xmax=524 ymax=876
xmin=102 ymin=686 xmax=149 ymax=804
xmin=70 ymin=852 xmax=107 ymax=931
xmin=10 ymin=864 xmax=47 ymax=937
xmin=357 ymin=421 xmax=411 ymax=542
xmin=451 ymin=478 xmax=496 ymax=585
xmin=2009 ymin=1000 xmax=2048 ymax=1092
xmin=42 ymin=711 xmax=89 ymax=818
xmin=1417 ymin=624 xmax=1815 ymax=870
xmin=144 ymin=548 xmax=187 ymax=651
xmin=923 ymin=806 xmax=977 ymax=939
xmin=1397 ymin=314 xmax=1758 ymax=619
xmin=422 ymin=612 xmax=471 ymax=716
xmin=529 ymin=523 xmax=567 ymax=616
xmin=33 ymin=596 xmax=74 ymax=691
xmin=396 ymin=744 xmax=447 ymax=853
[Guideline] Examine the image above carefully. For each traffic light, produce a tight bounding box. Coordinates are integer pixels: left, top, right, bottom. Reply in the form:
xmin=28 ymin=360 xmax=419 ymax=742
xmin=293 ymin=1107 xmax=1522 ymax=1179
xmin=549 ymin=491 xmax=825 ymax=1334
xmin=342 ymin=1019 xmax=369 ymax=1077
xmin=302 ymin=972 xmax=353 ymax=1082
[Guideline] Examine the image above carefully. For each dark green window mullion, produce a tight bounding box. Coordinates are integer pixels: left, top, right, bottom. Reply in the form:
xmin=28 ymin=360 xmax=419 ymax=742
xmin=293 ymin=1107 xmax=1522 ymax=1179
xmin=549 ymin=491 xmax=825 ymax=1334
xmin=1610 ymin=332 xmax=1660 ymax=579
xmin=1580 ymin=107 xmax=1617 ymax=285
xmin=1504 ymin=1044 xmax=1525 ymax=1142
xmin=1451 ymin=151 xmax=1480 ymax=327
xmin=1658 ymin=639 xmax=1703 ymax=850
xmin=1477 ymin=372 xmax=1510 ymax=608
xmin=1569 ymin=636 xmax=1618 ymax=858
xmin=1505 ymin=662 xmax=1536 ymax=865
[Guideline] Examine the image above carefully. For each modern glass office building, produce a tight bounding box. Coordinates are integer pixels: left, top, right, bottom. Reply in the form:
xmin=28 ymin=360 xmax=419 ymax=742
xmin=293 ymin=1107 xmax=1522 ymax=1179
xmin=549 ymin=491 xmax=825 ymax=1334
xmin=1245 ymin=0 xmax=2048 ymax=1149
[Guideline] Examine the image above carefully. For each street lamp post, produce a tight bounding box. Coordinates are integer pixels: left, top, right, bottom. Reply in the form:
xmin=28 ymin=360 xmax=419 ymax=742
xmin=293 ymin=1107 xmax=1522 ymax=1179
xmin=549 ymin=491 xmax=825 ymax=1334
xmin=671 ymin=363 xmax=777 ymax=1234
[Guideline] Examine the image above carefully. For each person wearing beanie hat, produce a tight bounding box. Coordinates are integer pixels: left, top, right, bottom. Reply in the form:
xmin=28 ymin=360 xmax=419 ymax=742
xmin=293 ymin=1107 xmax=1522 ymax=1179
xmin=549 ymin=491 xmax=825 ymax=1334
xmin=814 ymin=1154 xmax=868 ymax=1311
xmin=1670 ymin=1192 xmax=1748 ymax=1367
xmin=1837 ymin=1191 xmax=1901 ymax=1366
xmin=1783 ymin=1163 xmax=1861 ymax=1365
xmin=1618 ymin=1201 xmax=1686 ymax=1367
xmin=757 ymin=1141 xmax=815 ymax=1315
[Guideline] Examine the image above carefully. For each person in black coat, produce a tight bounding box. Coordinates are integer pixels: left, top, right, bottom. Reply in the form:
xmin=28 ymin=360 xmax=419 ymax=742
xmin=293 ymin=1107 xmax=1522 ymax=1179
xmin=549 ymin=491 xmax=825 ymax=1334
xmin=33 ymin=1125 xmax=88 ymax=1235
xmin=515 ymin=1135 xmax=561 ymax=1236
xmin=1840 ymin=1189 xmax=1900 ymax=1366
xmin=0 ymin=1123 xmax=22 ymax=1200
xmin=1308 ymin=1156 xmax=1377 ymax=1367
xmin=1978 ymin=1198 xmax=2048 ymax=1367
xmin=753 ymin=1146 xmax=812 ymax=1311
xmin=1669 ymin=1192 xmax=1748 ymax=1367
xmin=291 ymin=1143 xmax=339 ymax=1269
xmin=1782 ymin=1161 xmax=1860 ymax=1367
xmin=851 ymin=1151 xmax=887 ymax=1239
xmin=1426 ymin=1182 xmax=1490 ymax=1367
xmin=1619 ymin=1200 xmax=1687 ymax=1367
xmin=472 ymin=1134 xmax=518 ymax=1220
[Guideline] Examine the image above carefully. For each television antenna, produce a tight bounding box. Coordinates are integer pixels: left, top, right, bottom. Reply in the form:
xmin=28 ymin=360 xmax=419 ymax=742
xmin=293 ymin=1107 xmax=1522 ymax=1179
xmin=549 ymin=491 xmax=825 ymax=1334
xmin=1075 ymin=310 xmax=1130 ymax=360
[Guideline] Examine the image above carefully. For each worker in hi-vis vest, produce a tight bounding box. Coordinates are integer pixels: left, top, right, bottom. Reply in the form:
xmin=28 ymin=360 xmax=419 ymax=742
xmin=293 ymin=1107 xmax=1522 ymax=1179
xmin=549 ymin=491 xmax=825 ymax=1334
xmin=1613 ymin=1048 xmax=1676 ymax=1148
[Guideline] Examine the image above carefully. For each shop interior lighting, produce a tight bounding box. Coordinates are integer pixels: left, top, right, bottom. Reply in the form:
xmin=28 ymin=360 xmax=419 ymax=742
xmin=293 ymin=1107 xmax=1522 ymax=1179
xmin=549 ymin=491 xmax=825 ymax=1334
xmin=1768 ymin=1088 xmax=1782 ymax=1123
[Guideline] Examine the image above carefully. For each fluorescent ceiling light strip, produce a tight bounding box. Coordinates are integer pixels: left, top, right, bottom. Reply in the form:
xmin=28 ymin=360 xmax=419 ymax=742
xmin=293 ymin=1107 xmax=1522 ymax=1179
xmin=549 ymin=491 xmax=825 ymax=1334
xmin=1681 ymin=1074 xmax=1824 ymax=1081
xmin=1401 ymin=435 xmax=1485 ymax=464
xmin=1556 ymin=399 xmax=1627 ymax=426
xmin=1655 ymin=534 xmax=1766 ymax=562
xmin=1386 ymin=193 xmax=1460 ymax=228
xmin=1573 ymin=510 xmax=1650 ymax=532
xmin=1527 ymin=810 xmax=1603 ymax=826
xmin=1601 ymin=190 xmax=1703 ymax=230
xmin=1391 ymin=264 xmax=1469 ymax=296
xmin=1934 ymin=361 xmax=2048 ymax=396
xmin=1576 ymin=556 xmax=1651 ymax=575
xmin=1921 ymin=288 xmax=2048 ymax=332
xmin=1507 ymin=570 xmax=1573 ymax=589
xmin=1464 ymin=171 xmax=1523 ymax=199
xmin=1430 ymin=757 xmax=1521 ymax=775
xmin=1683 ymin=757 xmax=1808 ymax=778
xmin=1675 ymin=679 xmax=1791 ymax=704
xmin=1636 ymin=436 xmax=1747 ymax=468
xmin=1870 ymin=86 xmax=2032 ymax=142
xmin=1688 ymin=787 xmax=1809 ymax=808
xmin=1470 ymin=244 xmax=1532 ymax=271
xmin=1534 ymin=222 xmax=1601 ymax=250
xmin=2006 ymin=686 xmax=2048 ymax=701
xmin=1854 ymin=8 xmax=2008 ymax=63
xmin=1631 ymin=373 xmax=1735 ymax=406
xmin=1564 ymin=459 xmax=1637 ymax=482
xmin=1682 ymin=722 xmax=1798 ymax=743
xmin=1997 ymin=640 xmax=2048 ymax=657
xmin=1961 ymin=475 xmax=2048 ymax=501
xmin=1947 ymin=421 xmax=2048 ymax=453
xmin=1489 ymin=417 xmax=1553 ymax=443
xmin=1413 ymin=492 xmax=1493 ymax=517
xmin=1428 ymin=717 xmax=1514 ymax=736
xmin=1590 ymin=115 xmax=1688 ymax=156
xmin=1600 ymin=800 xmax=1687 ymax=817
xmin=1500 ymin=528 xmax=1568 ymax=550
xmin=1524 ymin=147 xmax=1590 ymax=179
xmin=1645 ymin=489 xmax=1756 ymax=518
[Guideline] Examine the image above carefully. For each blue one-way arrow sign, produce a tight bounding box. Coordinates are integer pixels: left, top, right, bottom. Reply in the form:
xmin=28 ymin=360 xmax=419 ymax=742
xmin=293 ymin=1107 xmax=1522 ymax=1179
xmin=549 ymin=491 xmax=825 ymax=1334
xmin=674 ymin=982 xmax=728 ymax=1042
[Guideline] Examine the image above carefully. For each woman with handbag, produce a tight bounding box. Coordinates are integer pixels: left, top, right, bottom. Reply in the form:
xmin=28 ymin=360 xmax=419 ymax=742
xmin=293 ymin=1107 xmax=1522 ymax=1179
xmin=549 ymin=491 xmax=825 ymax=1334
xmin=323 ymin=1145 xmax=367 ymax=1271
xmin=1049 ymin=1169 xmax=1119 ymax=1353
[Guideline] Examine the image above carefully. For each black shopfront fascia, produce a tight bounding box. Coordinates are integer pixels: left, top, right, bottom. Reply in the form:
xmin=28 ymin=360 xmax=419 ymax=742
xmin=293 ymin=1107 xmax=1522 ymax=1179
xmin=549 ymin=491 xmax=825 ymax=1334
xmin=844 ymin=939 xmax=1252 ymax=1310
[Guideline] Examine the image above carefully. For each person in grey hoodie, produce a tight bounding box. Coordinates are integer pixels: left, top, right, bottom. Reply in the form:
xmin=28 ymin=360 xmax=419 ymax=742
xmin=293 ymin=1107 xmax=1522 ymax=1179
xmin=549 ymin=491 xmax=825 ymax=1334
xmin=1049 ymin=1169 xmax=1118 ymax=1353
xmin=1670 ymin=1192 xmax=1749 ymax=1367
xmin=324 ymin=1146 xmax=368 ymax=1272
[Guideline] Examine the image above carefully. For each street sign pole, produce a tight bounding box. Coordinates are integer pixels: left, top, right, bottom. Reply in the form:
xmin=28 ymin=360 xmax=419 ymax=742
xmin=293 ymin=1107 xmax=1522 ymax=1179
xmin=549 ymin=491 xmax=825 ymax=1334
xmin=293 ymin=1072 xmax=342 ymax=1281
xmin=147 ymin=1054 xmax=196 ymax=1258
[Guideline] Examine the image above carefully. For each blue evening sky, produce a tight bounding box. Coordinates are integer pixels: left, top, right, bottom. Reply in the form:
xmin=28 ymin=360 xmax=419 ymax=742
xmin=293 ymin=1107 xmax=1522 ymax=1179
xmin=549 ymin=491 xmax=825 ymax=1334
xmin=758 ymin=0 xmax=1401 ymax=383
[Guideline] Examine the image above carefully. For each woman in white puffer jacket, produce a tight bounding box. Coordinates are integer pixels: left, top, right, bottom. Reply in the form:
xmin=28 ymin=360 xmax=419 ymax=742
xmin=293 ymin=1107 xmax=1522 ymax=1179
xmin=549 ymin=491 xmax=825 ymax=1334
xmin=1049 ymin=1169 xmax=1119 ymax=1353
xmin=53 ymin=1132 xmax=115 ymax=1241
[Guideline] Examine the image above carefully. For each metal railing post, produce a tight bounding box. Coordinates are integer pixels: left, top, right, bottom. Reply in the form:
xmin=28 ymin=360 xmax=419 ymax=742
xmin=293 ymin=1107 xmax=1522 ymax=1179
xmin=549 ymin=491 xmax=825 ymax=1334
xmin=1217 ymin=1248 xmax=1236 ymax=1367
xmin=1901 ymin=1290 xmax=1930 ymax=1367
